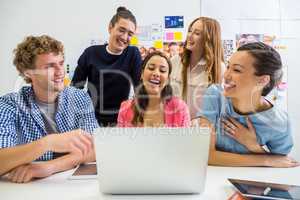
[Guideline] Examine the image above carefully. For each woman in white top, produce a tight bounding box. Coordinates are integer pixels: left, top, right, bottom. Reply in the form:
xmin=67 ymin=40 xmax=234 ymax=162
xmin=170 ymin=17 xmax=224 ymax=119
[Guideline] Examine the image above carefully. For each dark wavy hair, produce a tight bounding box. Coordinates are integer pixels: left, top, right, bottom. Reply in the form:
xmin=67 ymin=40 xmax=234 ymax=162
xmin=132 ymin=51 xmax=173 ymax=125
xmin=110 ymin=6 xmax=136 ymax=28
xmin=237 ymin=42 xmax=283 ymax=96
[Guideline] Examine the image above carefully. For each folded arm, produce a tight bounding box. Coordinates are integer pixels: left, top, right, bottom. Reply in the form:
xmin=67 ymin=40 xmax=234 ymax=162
xmin=6 ymin=151 xmax=81 ymax=183
xmin=0 ymin=129 xmax=93 ymax=176
xmin=0 ymin=138 xmax=47 ymax=176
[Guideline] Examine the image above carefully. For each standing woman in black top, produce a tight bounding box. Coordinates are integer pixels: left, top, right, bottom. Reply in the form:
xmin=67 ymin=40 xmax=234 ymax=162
xmin=72 ymin=7 xmax=142 ymax=126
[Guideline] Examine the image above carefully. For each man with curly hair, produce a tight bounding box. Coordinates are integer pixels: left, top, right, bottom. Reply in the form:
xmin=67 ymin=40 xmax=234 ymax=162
xmin=0 ymin=35 xmax=99 ymax=183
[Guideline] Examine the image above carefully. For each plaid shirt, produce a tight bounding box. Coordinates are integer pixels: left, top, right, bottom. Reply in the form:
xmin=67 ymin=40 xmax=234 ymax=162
xmin=0 ymin=86 xmax=99 ymax=161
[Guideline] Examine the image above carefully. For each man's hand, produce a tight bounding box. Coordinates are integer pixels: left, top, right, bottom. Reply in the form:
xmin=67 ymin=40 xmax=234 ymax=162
xmin=7 ymin=162 xmax=54 ymax=183
xmin=44 ymin=129 xmax=93 ymax=158
xmin=6 ymin=149 xmax=87 ymax=183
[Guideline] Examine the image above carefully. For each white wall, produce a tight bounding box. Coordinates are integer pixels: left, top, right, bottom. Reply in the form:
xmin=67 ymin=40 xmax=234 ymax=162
xmin=281 ymin=0 xmax=300 ymax=159
xmin=0 ymin=0 xmax=107 ymax=94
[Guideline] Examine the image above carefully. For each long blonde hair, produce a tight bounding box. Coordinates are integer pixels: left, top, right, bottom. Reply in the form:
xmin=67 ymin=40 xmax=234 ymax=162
xmin=181 ymin=17 xmax=224 ymax=99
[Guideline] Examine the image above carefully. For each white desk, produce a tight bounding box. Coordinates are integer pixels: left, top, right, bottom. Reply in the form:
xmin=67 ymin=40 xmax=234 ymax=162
xmin=0 ymin=166 xmax=299 ymax=200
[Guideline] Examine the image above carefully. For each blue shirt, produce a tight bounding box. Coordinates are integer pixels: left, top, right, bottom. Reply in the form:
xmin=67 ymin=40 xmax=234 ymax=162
xmin=197 ymin=85 xmax=293 ymax=155
xmin=0 ymin=86 xmax=99 ymax=161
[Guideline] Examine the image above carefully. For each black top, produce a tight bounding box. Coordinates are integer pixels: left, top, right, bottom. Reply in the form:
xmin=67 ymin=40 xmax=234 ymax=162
xmin=71 ymin=44 xmax=142 ymax=126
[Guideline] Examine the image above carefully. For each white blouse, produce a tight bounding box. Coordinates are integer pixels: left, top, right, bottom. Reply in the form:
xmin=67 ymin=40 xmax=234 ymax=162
xmin=170 ymin=55 xmax=225 ymax=119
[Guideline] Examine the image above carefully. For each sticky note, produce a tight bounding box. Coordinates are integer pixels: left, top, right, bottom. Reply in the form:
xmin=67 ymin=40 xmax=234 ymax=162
xmin=165 ymin=32 xmax=174 ymax=41
xmin=130 ymin=36 xmax=139 ymax=46
xmin=153 ymin=40 xmax=163 ymax=49
xmin=174 ymin=32 xmax=183 ymax=41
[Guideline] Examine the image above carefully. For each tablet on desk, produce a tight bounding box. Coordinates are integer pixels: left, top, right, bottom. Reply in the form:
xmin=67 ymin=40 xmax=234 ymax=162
xmin=228 ymin=178 xmax=300 ymax=200
xmin=69 ymin=163 xmax=97 ymax=180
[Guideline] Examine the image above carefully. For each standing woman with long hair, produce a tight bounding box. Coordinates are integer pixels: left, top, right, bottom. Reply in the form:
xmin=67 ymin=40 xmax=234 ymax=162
xmin=170 ymin=17 xmax=224 ymax=119
xmin=118 ymin=51 xmax=190 ymax=127
xmin=72 ymin=7 xmax=142 ymax=126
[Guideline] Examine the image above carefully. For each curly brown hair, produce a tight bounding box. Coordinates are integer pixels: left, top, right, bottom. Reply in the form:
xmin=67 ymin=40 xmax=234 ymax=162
xmin=13 ymin=35 xmax=64 ymax=83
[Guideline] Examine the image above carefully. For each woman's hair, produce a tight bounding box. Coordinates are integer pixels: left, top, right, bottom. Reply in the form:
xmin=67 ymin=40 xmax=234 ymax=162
xmin=13 ymin=35 xmax=64 ymax=83
xmin=237 ymin=42 xmax=283 ymax=96
xmin=131 ymin=51 xmax=173 ymax=126
xmin=181 ymin=17 xmax=224 ymax=99
xmin=110 ymin=6 xmax=137 ymax=28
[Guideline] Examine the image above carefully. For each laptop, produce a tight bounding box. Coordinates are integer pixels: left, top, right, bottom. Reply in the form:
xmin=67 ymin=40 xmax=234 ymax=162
xmin=94 ymin=127 xmax=210 ymax=194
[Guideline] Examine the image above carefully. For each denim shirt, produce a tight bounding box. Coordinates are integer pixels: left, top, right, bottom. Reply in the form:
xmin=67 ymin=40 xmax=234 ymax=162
xmin=197 ymin=85 xmax=293 ymax=155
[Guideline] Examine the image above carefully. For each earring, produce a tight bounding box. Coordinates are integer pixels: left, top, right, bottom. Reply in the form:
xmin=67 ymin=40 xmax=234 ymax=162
xmin=24 ymin=72 xmax=30 ymax=77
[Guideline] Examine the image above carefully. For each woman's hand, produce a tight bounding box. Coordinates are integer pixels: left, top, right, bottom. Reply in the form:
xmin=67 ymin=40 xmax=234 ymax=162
xmin=222 ymin=117 xmax=265 ymax=153
xmin=265 ymin=155 xmax=300 ymax=168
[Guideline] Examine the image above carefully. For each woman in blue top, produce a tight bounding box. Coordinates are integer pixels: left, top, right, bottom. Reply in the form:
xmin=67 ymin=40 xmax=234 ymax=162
xmin=197 ymin=42 xmax=299 ymax=167
xmin=72 ymin=7 xmax=142 ymax=126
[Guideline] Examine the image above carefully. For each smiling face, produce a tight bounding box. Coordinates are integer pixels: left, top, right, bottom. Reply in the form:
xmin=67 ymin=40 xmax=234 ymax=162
xmin=186 ymin=19 xmax=203 ymax=53
xmin=223 ymin=51 xmax=269 ymax=100
xmin=108 ymin=18 xmax=136 ymax=54
xmin=27 ymin=53 xmax=65 ymax=95
xmin=141 ymin=55 xmax=170 ymax=96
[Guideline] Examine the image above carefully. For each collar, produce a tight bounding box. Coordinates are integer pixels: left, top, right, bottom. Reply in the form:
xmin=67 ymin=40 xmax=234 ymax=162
xmin=190 ymin=58 xmax=207 ymax=73
xmin=197 ymin=58 xmax=206 ymax=66
xmin=26 ymin=86 xmax=64 ymax=133
xmin=106 ymin=45 xmax=123 ymax=55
